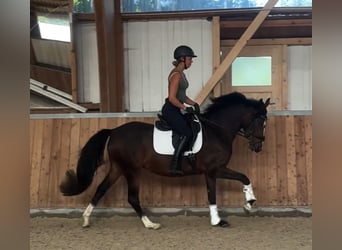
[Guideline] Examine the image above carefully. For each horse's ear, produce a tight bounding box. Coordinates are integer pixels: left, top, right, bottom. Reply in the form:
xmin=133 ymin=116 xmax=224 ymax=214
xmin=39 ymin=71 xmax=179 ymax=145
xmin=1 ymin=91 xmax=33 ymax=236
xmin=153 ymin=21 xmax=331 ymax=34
xmin=264 ymin=98 xmax=271 ymax=107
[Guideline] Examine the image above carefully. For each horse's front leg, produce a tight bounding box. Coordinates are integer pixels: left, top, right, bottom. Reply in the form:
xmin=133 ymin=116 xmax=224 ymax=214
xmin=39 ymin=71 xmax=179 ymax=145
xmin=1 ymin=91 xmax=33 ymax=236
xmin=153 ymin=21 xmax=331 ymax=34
xmin=243 ymin=183 xmax=256 ymax=211
xmin=205 ymin=174 xmax=230 ymax=227
xmin=216 ymin=167 xmax=257 ymax=212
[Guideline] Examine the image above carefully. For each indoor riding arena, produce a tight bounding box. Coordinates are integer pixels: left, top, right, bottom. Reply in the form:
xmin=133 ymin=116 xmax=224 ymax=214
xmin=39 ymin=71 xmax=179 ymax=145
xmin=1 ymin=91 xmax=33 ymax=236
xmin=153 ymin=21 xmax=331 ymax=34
xmin=30 ymin=0 xmax=312 ymax=249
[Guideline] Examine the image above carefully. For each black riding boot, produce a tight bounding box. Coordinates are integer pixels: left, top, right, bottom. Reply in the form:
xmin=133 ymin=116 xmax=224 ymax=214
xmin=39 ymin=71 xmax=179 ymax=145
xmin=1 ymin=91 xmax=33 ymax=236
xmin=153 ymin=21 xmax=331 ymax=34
xmin=168 ymin=136 xmax=189 ymax=175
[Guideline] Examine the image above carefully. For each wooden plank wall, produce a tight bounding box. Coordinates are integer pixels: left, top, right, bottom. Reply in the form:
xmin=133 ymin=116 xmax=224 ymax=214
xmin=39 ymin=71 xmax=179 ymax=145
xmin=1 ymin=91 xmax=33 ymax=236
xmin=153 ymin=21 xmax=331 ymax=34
xmin=30 ymin=115 xmax=312 ymax=209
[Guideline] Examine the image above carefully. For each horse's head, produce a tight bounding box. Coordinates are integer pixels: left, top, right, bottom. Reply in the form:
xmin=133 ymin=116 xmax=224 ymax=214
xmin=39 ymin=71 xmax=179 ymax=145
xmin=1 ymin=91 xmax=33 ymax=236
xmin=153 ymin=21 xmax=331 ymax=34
xmin=203 ymin=92 xmax=271 ymax=153
xmin=241 ymin=97 xmax=271 ymax=153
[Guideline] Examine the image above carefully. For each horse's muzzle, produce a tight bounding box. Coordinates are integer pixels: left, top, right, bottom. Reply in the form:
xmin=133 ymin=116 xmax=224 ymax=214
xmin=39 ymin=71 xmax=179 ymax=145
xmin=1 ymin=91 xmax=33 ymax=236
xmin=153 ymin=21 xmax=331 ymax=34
xmin=249 ymin=139 xmax=264 ymax=153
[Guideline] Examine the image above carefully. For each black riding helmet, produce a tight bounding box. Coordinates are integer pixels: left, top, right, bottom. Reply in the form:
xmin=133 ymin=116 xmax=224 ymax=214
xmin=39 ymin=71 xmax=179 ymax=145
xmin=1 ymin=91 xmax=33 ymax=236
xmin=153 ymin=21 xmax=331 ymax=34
xmin=173 ymin=45 xmax=197 ymax=60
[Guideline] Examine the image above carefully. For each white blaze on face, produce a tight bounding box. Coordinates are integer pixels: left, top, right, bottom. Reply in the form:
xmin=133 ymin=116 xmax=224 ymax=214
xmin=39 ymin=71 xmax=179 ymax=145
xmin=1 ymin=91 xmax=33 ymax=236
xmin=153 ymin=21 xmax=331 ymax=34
xmin=263 ymin=120 xmax=267 ymax=140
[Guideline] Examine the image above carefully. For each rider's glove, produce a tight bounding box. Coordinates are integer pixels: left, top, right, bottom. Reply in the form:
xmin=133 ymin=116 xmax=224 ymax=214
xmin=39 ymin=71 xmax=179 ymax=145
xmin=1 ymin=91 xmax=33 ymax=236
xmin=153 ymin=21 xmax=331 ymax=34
xmin=193 ymin=103 xmax=200 ymax=115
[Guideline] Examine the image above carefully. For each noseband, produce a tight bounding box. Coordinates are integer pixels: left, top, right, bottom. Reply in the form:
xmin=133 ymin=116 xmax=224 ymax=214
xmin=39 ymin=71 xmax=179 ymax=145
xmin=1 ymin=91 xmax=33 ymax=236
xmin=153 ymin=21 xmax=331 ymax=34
xmin=238 ymin=114 xmax=267 ymax=142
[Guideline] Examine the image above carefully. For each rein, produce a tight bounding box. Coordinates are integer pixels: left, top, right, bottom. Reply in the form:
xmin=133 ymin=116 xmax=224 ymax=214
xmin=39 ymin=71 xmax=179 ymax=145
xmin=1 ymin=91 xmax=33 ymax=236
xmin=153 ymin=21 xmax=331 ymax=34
xmin=197 ymin=114 xmax=266 ymax=142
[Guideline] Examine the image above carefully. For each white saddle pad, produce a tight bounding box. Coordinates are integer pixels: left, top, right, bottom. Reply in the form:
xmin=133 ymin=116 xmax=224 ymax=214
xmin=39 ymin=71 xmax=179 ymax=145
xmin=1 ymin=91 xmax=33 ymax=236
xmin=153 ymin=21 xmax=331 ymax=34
xmin=153 ymin=125 xmax=203 ymax=156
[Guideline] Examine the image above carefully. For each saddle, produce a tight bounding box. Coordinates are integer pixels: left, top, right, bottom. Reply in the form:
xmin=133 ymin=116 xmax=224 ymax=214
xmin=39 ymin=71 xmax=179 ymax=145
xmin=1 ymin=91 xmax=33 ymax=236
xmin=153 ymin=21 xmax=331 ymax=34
xmin=155 ymin=112 xmax=201 ymax=150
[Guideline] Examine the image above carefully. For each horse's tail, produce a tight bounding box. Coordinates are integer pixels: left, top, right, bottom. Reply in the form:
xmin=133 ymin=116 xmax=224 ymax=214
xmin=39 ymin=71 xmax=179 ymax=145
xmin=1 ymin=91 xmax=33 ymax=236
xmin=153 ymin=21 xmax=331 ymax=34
xmin=59 ymin=129 xmax=112 ymax=196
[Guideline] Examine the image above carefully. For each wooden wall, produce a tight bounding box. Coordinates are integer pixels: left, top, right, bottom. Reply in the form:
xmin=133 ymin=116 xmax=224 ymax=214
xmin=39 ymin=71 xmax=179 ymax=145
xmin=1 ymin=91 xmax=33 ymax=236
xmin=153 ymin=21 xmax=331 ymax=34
xmin=30 ymin=114 xmax=312 ymax=209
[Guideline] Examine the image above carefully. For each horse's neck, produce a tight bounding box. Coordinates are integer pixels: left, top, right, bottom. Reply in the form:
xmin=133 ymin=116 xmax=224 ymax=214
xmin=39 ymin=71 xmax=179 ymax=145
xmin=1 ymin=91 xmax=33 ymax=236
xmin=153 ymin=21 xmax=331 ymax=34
xmin=205 ymin=111 xmax=243 ymax=137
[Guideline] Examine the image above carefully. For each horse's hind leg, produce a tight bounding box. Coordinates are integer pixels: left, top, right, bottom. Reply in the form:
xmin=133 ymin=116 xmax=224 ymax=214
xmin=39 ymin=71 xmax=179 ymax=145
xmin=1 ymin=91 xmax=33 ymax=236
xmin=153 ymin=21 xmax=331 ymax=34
xmin=125 ymin=175 xmax=161 ymax=230
xmin=82 ymin=166 xmax=121 ymax=227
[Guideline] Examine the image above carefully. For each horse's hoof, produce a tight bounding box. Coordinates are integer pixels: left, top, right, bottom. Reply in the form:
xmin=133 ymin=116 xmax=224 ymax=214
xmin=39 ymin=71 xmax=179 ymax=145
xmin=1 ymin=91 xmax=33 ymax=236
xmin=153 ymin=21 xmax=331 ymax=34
xmin=213 ymin=220 xmax=230 ymax=228
xmin=248 ymin=199 xmax=256 ymax=206
xmin=146 ymin=223 xmax=161 ymax=230
xmin=243 ymin=205 xmax=251 ymax=214
xmin=243 ymin=199 xmax=256 ymax=213
xmin=82 ymin=217 xmax=90 ymax=228
xmin=82 ymin=223 xmax=90 ymax=228
xmin=151 ymin=223 xmax=161 ymax=230
xmin=141 ymin=216 xmax=161 ymax=230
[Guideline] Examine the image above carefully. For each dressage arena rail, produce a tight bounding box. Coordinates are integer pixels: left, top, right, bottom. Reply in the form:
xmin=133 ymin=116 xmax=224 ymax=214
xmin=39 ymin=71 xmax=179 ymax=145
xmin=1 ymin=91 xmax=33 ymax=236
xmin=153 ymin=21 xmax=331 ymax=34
xmin=30 ymin=111 xmax=312 ymax=210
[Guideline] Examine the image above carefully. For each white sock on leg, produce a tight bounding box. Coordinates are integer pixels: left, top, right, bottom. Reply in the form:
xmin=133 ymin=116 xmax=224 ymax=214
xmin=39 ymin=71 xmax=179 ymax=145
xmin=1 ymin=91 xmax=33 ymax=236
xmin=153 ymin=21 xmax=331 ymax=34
xmin=209 ymin=204 xmax=221 ymax=225
xmin=243 ymin=183 xmax=256 ymax=201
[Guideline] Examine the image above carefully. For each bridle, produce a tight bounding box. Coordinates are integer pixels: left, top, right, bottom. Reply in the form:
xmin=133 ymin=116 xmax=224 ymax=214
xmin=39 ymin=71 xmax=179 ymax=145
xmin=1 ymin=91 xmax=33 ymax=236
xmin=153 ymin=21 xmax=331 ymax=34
xmin=238 ymin=114 xmax=267 ymax=142
xmin=197 ymin=113 xmax=267 ymax=143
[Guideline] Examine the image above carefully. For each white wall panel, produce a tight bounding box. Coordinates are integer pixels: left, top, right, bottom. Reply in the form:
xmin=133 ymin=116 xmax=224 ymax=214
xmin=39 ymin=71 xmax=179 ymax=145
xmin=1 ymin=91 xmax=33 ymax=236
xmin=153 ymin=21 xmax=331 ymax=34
xmin=124 ymin=22 xmax=144 ymax=111
xmin=124 ymin=19 xmax=213 ymax=111
xmin=75 ymin=23 xmax=100 ymax=103
xmin=288 ymin=46 xmax=312 ymax=110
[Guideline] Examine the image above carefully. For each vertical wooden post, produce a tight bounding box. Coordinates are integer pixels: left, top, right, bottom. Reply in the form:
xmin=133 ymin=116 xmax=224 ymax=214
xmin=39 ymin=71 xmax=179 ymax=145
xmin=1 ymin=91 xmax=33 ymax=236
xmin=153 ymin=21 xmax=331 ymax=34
xmin=281 ymin=44 xmax=288 ymax=110
xmin=94 ymin=0 xmax=124 ymax=112
xmin=30 ymin=11 xmax=39 ymax=65
xmin=212 ymin=16 xmax=221 ymax=97
xmin=68 ymin=0 xmax=78 ymax=103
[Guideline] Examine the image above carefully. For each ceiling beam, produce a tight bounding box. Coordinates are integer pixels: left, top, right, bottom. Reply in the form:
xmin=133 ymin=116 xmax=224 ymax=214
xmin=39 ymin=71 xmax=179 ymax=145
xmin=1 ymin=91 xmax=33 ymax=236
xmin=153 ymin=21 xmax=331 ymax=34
xmin=220 ymin=19 xmax=312 ymax=28
xmin=30 ymin=83 xmax=87 ymax=113
xmin=221 ymin=37 xmax=312 ymax=46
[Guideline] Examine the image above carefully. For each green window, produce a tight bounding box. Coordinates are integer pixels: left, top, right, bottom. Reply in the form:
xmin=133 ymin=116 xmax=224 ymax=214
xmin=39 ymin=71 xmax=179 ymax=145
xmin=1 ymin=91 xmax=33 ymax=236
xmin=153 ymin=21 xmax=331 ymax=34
xmin=232 ymin=57 xmax=272 ymax=86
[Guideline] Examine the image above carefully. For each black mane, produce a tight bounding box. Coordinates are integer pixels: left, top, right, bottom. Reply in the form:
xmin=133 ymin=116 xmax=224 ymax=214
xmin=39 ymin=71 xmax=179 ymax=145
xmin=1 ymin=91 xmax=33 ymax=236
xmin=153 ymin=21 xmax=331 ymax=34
xmin=203 ymin=92 xmax=263 ymax=116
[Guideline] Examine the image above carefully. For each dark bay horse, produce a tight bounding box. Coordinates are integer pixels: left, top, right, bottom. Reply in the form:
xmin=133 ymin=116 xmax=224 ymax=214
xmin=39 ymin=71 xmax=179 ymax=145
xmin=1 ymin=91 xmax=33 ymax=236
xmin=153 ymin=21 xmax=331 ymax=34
xmin=60 ymin=92 xmax=270 ymax=229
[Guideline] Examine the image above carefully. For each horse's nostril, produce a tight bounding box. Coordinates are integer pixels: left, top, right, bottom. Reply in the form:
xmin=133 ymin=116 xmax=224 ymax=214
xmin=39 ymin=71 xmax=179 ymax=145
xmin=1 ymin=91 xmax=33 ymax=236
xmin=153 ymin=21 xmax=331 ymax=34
xmin=252 ymin=143 xmax=262 ymax=153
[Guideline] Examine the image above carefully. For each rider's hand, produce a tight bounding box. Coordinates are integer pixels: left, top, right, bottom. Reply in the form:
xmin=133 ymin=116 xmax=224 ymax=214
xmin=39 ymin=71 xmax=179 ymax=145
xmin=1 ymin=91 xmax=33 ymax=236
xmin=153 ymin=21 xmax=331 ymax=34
xmin=185 ymin=106 xmax=195 ymax=114
xmin=193 ymin=103 xmax=200 ymax=115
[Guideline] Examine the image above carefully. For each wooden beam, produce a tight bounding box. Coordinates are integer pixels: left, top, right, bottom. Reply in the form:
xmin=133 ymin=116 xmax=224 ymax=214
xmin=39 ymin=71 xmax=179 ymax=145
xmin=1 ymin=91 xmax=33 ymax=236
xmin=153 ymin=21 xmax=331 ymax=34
xmin=220 ymin=19 xmax=312 ymax=29
xmin=30 ymin=84 xmax=87 ymax=113
xmin=70 ymin=51 xmax=78 ymax=103
xmin=221 ymin=38 xmax=312 ymax=46
xmin=69 ymin=0 xmax=78 ymax=103
xmin=30 ymin=78 xmax=72 ymax=100
xmin=212 ymin=16 xmax=221 ymax=98
xmin=30 ymin=40 xmax=37 ymax=65
xmin=281 ymin=45 xmax=288 ymax=109
xmin=195 ymin=0 xmax=279 ymax=104
xmin=94 ymin=0 xmax=124 ymax=112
